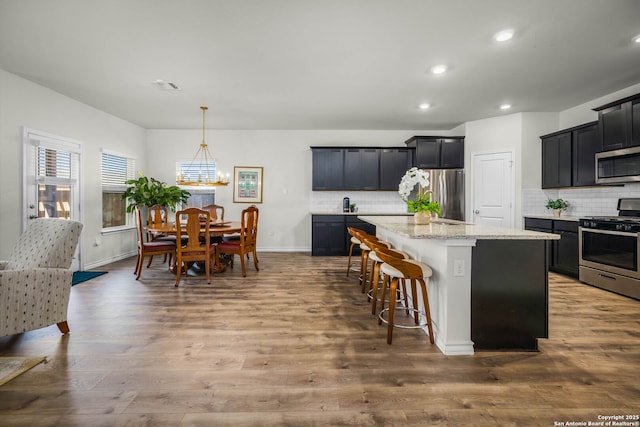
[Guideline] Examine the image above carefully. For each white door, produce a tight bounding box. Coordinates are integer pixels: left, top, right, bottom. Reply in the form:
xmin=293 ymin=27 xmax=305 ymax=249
xmin=472 ymin=151 xmax=514 ymax=228
xmin=23 ymin=129 xmax=82 ymax=270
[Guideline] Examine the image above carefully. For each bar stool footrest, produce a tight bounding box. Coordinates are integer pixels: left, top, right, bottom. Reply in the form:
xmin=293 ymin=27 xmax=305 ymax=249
xmin=378 ymin=307 xmax=428 ymax=330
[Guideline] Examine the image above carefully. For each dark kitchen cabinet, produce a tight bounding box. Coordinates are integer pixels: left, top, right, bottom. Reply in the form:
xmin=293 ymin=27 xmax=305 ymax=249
xmin=541 ymin=121 xmax=600 ymax=188
xmin=311 ymin=146 xmax=414 ymax=191
xmin=542 ymin=132 xmax=572 ymax=188
xmin=379 ymin=148 xmax=413 ymax=190
xmin=311 ymin=215 xmax=376 ymax=256
xmin=524 ymin=217 xmax=578 ymax=278
xmin=344 ymin=148 xmax=379 ymax=190
xmin=404 ymin=136 xmax=464 ymax=169
xmin=312 ymin=148 xmax=344 ymax=190
xmin=572 ymin=122 xmax=600 ymax=187
xmin=311 ymin=215 xmax=346 ymax=256
xmin=552 ymin=220 xmax=579 ymax=277
xmin=594 ymin=93 xmax=640 ymax=151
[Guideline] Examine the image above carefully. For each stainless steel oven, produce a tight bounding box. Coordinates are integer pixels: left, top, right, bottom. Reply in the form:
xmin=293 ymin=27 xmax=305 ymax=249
xmin=578 ymin=198 xmax=640 ymax=300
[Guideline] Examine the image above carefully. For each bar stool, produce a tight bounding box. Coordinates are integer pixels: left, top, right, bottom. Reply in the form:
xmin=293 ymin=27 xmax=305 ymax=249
xmin=346 ymin=227 xmax=363 ymax=277
xmin=373 ymin=248 xmax=435 ymax=345
xmin=355 ymin=230 xmax=385 ymax=293
xmin=364 ymin=238 xmax=410 ymax=315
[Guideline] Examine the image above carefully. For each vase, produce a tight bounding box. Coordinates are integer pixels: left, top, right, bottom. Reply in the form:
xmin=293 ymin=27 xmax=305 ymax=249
xmin=553 ymin=209 xmax=562 ymax=218
xmin=414 ymin=211 xmax=431 ymax=225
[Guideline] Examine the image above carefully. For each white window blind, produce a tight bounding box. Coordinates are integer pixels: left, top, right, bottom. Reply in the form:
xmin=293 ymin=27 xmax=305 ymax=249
xmin=102 ymin=152 xmax=135 ymax=187
xmin=31 ymin=140 xmax=80 ymax=186
xmin=101 ymin=150 xmax=135 ymax=229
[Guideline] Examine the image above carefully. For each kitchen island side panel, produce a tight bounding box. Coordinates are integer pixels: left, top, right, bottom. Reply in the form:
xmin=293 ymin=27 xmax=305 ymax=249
xmin=471 ymin=239 xmax=549 ymax=350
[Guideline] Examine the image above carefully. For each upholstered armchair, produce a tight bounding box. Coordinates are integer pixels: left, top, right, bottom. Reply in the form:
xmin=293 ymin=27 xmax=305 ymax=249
xmin=0 ymin=218 xmax=83 ymax=336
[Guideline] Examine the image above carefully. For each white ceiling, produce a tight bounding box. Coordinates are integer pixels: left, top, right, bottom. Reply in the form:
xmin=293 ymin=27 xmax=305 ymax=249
xmin=1 ymin=0 xmax=640 ymax=130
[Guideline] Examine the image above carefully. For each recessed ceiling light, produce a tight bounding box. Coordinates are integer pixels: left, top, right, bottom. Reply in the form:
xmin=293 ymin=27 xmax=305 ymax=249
xmin=153 ymin=79 xmax=182 ymax=91
xmin=500 ymin=103 xmax=512 ymax=110
xmin=494 ymin=29 xmax=514 ymax=42
xmin=431 ymin=65 xmax=447 ymax=75
xmin=419 ymin=103 xmax=431 ymax=110
xmin=633 ymin=34 xmax=640 ymax=44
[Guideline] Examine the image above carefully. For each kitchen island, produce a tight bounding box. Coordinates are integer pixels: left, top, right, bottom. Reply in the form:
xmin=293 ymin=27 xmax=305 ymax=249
xmin=359 ymin=215 xmax=560 ymax=356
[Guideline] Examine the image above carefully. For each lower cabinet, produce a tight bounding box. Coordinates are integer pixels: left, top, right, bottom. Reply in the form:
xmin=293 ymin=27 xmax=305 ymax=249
xmin=311 ymin=215 xmax=346 ymax=256
xmin=312 ymin=215 xmax=376 ymax=256
xmin=552 ymin=221 xmax=579 ymax=277
xmin=524 ymin=217 xmax=578 ymax=278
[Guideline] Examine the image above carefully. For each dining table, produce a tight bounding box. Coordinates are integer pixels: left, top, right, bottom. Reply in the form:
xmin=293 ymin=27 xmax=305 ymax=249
xmin=146 ymin=220 xmax=243 ymax=274
xmin=146 ymin=220 xmax=242 ymax=237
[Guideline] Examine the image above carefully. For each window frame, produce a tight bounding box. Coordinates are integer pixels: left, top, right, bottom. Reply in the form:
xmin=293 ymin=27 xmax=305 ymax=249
xmin=101 ymin=149 xmax=136 ymax=232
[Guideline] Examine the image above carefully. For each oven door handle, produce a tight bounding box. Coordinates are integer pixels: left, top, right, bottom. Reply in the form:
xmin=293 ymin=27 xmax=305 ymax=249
xmin=580 ymin=227 xmax=638 ymax=238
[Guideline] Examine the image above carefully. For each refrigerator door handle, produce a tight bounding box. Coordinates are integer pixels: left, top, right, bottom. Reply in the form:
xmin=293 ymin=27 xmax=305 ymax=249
xmin=439 ymin=173 xmax=445 ymax=216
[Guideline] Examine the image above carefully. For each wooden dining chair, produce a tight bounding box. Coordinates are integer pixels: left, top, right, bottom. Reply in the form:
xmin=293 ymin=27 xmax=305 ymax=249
xmin=174 ymin=208 xmax=217 ymax=286
xmin=146 ymin=204 xmax=173 ymax=265
xmin=216 ymin=205 xmax=259 ymax=277
xmin=202 ymin=204 xmax=226 ymax=243
xmin=202 ymin=204 xmax=225 ymax=221
xmin=134 ymin=206 xmax=176 ymax=280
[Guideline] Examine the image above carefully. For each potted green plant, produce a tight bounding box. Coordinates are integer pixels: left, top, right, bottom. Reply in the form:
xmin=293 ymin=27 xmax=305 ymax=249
xmin=122 ymin=173 xmax=191 ymax=213
xmin=399 ymin=168 xmax=442 ymax=224
xmin=545 ymin=198 xmax=568 ymax=218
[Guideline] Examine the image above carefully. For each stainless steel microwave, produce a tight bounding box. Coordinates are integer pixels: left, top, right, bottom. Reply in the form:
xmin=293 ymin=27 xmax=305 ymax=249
xmin=596 ymin=146 xmax=640 ymax=184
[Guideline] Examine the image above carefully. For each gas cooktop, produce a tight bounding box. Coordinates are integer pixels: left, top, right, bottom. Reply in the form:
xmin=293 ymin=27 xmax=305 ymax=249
xmin=585 ymin=216 xmax=640 ymax=223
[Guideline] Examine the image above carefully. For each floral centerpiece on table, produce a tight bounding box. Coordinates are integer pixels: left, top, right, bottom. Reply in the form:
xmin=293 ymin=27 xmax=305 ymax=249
xmin=399 ymin=167 xmax=441 ymax=223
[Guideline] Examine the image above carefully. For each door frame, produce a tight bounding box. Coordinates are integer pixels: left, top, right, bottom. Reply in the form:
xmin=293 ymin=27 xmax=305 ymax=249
xmin=22 ymin=127 xmax=84 ymax=270
xmin=470 ymin=150 xmax=516 ymax=228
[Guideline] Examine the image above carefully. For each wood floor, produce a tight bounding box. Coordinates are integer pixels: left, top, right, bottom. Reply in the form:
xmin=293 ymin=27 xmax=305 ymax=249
xmin=0 ymin=253 xmax=638 ymax=426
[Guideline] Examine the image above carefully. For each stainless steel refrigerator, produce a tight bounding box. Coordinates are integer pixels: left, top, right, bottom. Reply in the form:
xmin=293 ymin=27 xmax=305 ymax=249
xmin=422 ymin=169 xmax=465 ymax=221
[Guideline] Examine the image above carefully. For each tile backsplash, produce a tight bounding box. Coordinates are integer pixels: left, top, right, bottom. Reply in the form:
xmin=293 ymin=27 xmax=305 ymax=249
xmin=310 ymin=191 xmax=408 ymax=213
xmin=523 ymin=182 xmax=640 ymax=217
xmin=314 ymin=184 xmax=640 ymax=217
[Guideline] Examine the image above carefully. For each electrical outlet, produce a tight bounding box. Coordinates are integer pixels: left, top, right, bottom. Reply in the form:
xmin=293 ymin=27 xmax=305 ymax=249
xmin=453 ymin=259 xmax=465 ymax=276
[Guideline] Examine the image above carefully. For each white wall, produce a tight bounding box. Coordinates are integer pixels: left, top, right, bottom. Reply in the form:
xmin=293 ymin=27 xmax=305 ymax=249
xmin=559 ymin=82 xmax=640 ymax=128
xmin=465 ymin=114 xmax=523 ymax=221
xmin=146 ymin=129 xmax=443 ymax=251
xmin=520 ymin=112 xmax=559 ymax=189
xmin=0 ymin=69 xmax=147 ymax=267
xmin=521 ymin=81 xmax=640 ymax=219
xmin=2 ymin=66 xmax=639 ymax=260
xmin=464 ymin=112 xmax=558 ymax=223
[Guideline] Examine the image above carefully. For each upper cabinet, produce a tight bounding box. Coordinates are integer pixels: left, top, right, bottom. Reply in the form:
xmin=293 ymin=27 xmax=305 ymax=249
xmin=379 ymin=148 xmax=414 ymax=190
xmin=542 ymin=132 xmax=572 ymax=188
xmin=312 ymin=148 xmax=344 ymax=190
xmin=404 ymin=136 xmax=465 ymax=169
xmin=541 ymin=122 xmax=600 ymax=188
xmin=311 ymin=147 xmax=414 ymax=191
xmin=344 ymin=148 xmax=379 ymax=190
xmin=594 ymin=93 xmax=640 ymax=151
xmin=572 ymin=123 xmax=600 ymax=187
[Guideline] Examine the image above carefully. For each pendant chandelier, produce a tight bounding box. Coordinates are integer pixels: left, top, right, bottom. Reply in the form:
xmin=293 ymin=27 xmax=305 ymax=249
xmin=176 ymin=106 xmax=229 ymax=186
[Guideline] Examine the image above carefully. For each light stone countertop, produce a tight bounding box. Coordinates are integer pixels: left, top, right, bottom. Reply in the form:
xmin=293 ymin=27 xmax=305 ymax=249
xmin=311 ymin=211 xmax=412 ymax=216
xmin=359 ymin=215 xmax=560 ymax=240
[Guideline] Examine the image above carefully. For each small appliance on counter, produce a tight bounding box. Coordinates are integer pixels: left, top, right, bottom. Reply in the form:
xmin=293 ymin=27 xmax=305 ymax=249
xmin=343 ymin=197 xmax=350 ymax=213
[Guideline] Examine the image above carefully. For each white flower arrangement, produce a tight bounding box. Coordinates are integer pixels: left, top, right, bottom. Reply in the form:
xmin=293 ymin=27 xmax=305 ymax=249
xmin=398 ymin=167 xmax=430 ymax=200
xmin=398 ymin=167 xmax=441 ymax=215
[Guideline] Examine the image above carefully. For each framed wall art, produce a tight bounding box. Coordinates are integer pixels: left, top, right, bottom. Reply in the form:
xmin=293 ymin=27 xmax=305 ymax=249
xmin=233 ymin=166 xmax=263 ymax=203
